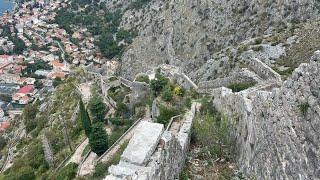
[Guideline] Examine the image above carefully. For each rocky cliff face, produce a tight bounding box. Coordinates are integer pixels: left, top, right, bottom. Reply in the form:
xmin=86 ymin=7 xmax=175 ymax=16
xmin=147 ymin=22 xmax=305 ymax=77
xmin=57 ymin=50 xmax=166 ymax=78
xmin=211 ymin=51 xmax=320 ymax=179
xmin=118 ymin=0 xmax=320 ymax=80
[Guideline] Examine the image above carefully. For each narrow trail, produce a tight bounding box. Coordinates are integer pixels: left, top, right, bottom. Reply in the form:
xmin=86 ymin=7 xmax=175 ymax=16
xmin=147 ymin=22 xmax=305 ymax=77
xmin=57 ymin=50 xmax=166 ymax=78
xmin=68 ymin=139 xmax=89 ymax=164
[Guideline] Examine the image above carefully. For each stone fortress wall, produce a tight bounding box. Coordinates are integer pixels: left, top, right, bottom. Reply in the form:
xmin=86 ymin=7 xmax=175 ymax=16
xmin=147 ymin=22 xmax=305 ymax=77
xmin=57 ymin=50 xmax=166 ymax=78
xmin=210 ymin=51 xmax=320 ymax=179
xmin=198 ymin=58 xmax=282 ymax=93
xmin=142 ymin=64 xmax=198 ymax=90
xmin=105 ymin=103 xmax=199 ymax=180
xmin=247 ymin=58 xmax=282 ymax=81
xmin=197 ymin=68 xmax=261 ymax=93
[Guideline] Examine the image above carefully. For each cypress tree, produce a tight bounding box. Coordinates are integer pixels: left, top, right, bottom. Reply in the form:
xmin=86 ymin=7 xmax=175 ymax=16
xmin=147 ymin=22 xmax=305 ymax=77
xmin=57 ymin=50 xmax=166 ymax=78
xmin=88 ymin=94 xmax=108 ymax=123
xmin=79 ymin=99 xmax=92 ymax=137
xmin=89 ymin=122 xmax=108 ymax=156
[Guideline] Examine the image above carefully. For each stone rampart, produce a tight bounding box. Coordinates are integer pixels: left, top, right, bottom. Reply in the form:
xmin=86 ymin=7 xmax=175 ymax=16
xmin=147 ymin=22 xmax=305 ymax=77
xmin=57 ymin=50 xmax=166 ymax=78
xmin=198 ymin=69 xmax=261 ymax=93
xmin=247 ymin=58 xmax=281 ymax=82
xmin=159 ymin=64 xmax=198 ymax=90
xmin=210 ymin=51 xmax=320 ymax=179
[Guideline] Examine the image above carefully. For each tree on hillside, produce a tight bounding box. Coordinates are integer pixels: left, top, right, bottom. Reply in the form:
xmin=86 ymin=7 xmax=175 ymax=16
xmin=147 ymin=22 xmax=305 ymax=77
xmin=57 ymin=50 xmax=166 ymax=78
xmin=88 ymin=94 xmax=108 ymax=123
xmin=162 ymin=84 xmax=173 ymax=102
xmin=89 ymin=122 xmax=108 ymax=156
xmin=79 ymin=99 xmax=92 ymax=137
xmin=150 ymin=72 xmax=169 ymax=95
xmin=116 ymin=102 xmax=129 ymax=118
xmin=23 ymin=104 xmax=39 ymax=133
xmin=0 ymin=136 xmax=7 ymax=151
xmin=156 ymin=105 xmax=177 ymax=126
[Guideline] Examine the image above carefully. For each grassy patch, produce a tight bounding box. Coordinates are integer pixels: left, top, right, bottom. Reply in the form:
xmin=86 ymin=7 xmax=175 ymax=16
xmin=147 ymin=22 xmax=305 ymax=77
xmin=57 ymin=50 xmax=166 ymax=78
xmin=135 ymin=75 xmax=150 ymax=84
xmin=191 ymin=100 xmax=234 ymax=160
xmin=81 ymin=144 xmax=91 ymax=157
xmin=156 ymin=105 xmax=178 ymax=127
xmin=56 ymin=162 xmax=78 ymax=180
xmin=299 ymin=102 xmax=309 ymax=116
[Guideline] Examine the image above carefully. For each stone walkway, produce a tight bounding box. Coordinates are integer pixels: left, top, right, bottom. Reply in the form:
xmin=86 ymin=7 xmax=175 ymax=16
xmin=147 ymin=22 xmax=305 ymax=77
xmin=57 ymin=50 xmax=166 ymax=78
xmin=78 ymin=152 xmax=98 ymax=176
xmin=68 ymin=139 xmax=89 ymax=164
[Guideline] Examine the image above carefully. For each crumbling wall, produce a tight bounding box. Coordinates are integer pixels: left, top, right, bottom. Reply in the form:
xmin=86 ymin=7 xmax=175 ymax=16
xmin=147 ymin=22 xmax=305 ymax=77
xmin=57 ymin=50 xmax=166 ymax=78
xmin=211 ymin=51 xmax=320 ymax=179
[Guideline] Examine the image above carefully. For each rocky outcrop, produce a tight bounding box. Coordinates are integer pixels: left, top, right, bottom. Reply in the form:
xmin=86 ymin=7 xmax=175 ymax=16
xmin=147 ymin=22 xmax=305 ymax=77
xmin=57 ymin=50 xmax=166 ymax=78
xmin=105 ymin=103 xmax=199 ymax=180
xmin=211 ymin=51 xmax=320 ymax=179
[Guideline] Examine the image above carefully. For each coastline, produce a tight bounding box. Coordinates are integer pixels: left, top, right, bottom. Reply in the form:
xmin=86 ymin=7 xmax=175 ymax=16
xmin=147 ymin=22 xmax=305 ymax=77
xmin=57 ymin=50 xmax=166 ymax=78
xmin=0 ymin=0 xmax=16 ymax=16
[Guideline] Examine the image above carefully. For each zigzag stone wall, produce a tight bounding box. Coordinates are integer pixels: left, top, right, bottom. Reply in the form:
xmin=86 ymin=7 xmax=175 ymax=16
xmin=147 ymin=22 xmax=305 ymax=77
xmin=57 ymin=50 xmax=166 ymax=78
xmin=211 ymin=51 xmax=320 ymax=179
xmin=198 ymin=68 xmax=261 ymax=93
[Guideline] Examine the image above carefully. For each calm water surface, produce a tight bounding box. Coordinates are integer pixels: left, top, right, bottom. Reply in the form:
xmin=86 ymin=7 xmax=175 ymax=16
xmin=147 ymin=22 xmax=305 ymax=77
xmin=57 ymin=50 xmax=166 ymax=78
xmin=0 ymin=0 xmax=14 ymax=15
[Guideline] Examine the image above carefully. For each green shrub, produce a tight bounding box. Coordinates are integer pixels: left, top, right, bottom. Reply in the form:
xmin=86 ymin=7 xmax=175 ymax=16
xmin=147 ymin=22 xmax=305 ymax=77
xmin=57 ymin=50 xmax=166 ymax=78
xmin=252 ymin=45 xmax=263 ymax=51
xmin=150 ymin=73 xmax=169 ymax=95
xmin=116 ymin=102 xmax=130 ymax=118
xmin=23 ymin=103 xmax=39 ymax=133
xmin=53 ymin=77 xmax=64 ymax=87
xmin=56 ymin=163 xmax=78 ymax=180
xmin=81 ymin=145 xmax=90 ymax=157
xmin=179 ymin=167 xmax=189 ymax=180
xmin=129 ymin=0 xmax=152 ymax=9
xmin=299 ymin=102 xmax=309 ymax=116
xmin=192 ymin=103 xmax=233 ymax=160
xmin=135 ymin=75 xmax=150 ymax=84
xmin=227 ymin=82 xmax=255 ymax=92
xmin=89 ymin=141 xmax=128 ymax=179
xmin=4 ymin=166 xmax=35 ymax=180
xmin=156 ymin=106 xmax=177 ymax=126
xmin=254 ymin=38 xmax=263 ymax=44
xmin=237 ymin=44 xmax=248 ymax=54
xmin=162 ymin=85 xmax=173 ymax=102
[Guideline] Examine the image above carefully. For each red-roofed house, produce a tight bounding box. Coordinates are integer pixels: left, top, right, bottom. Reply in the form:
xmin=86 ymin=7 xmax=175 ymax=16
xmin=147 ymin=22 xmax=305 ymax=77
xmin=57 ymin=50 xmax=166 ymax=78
xmin=0 ymin=55 xmax=13 ymax=62
xmin=49 ymin=60 xmax=69 ymax=71
xmin=12 ymin=85 xmax=36 ymax=104
xmin=17 ymin=85 xmax=35 ymax=95
xmin=0 ymin=122 xmax=10 ymax=132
